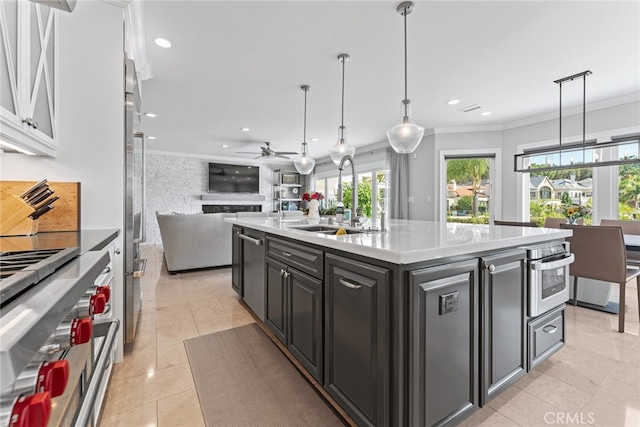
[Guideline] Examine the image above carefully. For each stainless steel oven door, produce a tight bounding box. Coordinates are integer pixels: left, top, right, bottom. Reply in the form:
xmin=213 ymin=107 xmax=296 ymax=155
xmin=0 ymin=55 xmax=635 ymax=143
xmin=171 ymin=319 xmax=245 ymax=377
xmin=528 ymin=254 xmax=574 ymax=317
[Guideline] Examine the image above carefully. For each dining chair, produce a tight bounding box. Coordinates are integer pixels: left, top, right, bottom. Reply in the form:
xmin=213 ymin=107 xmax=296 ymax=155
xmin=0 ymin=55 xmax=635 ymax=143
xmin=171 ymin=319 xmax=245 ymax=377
xmin=494 ymin=220 xmax=537 ymax=227
xmin=560 ymin=224 xmax=640 ymax=333
xmin=543 ymin=217 xmax=583 ymax=228
xmin=600 ymin=219 xmax=640 ymax=268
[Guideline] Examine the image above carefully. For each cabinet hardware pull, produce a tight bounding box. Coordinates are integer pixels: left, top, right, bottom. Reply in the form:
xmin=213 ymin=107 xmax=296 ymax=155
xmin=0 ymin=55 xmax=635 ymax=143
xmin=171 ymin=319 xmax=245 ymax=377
xmin=542 ymin=325 xmax=558 ymax=334
xmin=280 ymin=269 xmax=285 ymax=276
xmin=238 ymin=233 xmax=263 ymax=245
xmin=102 ymin=266 xmax=111 ymax=274
xmin=282 ymin=251 xmax=292 ymax=257
xmin=488 ymin=264 xmax=495 ymax=273
xmin=114 ymin=248 xmax=121 ymax=255
xmin=339 ymin=278 xmax=362 ymax=289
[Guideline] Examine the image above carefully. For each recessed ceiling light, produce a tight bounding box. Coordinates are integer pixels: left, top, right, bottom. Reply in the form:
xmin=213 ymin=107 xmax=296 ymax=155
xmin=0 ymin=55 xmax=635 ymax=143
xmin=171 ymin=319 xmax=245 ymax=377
xmin=154 ymin=37 xmax=173 ymax=48
xmin=144 ymin=112 xmax=157 ymax=118
xmin=241 ymin=127 xmax=250 ymax=132
xmin=480 ymin=111 xmax=492 ymax=116
xmin=311 ymin=138 xmax=320 ymax=142
xmin=446 ymin=99 xmax=460 ymax=105
xmin=221 ymin=144 xmax=228 ymax=148
xmin=147 ymin=136 xmax=156 ymax=140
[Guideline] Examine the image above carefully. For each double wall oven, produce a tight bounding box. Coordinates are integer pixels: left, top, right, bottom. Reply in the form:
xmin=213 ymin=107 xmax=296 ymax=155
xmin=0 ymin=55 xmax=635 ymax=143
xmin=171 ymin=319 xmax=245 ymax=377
xmin=0 ymin=241 xmax=119 ymax=427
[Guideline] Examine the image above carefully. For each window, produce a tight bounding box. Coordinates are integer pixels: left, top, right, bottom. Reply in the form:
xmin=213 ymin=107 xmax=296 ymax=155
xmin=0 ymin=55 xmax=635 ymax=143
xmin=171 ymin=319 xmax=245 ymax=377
xmin=618 ymin=163 xmax=640 ymax=220
xmin=315 ymin=169 xmax=388 ymax=219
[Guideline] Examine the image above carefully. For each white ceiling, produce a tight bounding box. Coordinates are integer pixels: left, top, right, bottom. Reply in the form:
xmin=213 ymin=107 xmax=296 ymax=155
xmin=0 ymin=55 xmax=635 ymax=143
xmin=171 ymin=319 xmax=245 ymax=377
xmin=140 ymin=0 xmax=640 ymax=162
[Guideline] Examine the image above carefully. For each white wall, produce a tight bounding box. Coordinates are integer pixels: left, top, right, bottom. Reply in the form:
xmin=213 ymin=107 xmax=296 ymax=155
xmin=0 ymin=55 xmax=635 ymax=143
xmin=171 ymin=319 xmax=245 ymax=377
xmin=145 ymin=153 xmax=275 ymax=245
xmin=0 ymin=1 xmax=125 ymax=230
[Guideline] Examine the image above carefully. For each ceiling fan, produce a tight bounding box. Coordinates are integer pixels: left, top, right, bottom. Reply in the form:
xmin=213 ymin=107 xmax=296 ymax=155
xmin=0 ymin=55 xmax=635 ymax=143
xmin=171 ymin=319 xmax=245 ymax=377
xmin=236 ymin=142 xmax=297 ymax=159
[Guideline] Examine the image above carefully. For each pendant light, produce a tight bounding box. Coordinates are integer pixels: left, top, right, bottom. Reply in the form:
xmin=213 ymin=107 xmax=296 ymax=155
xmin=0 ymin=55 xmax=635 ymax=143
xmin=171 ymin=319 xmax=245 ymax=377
xmin=329 ymin=53 xmax=356 ymax=165
xmin=514 ymin=70 xmax=640 ymax=172
xmin=294 ymin=85 xmax=316 ymax=175
xmin=387 ymin=1 xmax=425 ymax=154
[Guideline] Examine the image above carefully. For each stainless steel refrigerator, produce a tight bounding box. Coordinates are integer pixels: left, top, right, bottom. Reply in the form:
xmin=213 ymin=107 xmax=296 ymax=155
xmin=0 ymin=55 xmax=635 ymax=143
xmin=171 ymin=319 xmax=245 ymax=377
xmin=124 ymin=58 xmax=146 ymax=346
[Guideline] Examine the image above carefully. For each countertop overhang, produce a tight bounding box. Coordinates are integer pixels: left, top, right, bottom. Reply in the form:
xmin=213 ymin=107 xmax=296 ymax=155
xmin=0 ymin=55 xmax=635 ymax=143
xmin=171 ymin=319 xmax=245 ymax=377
xmin=226 ymin=218 xmax=571 ymax=265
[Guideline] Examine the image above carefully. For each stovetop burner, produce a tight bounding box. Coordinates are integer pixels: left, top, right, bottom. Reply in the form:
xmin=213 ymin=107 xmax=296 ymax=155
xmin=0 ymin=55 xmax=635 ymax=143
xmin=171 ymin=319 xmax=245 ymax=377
xmin=0 ymin=247 xmax=80 ymax=306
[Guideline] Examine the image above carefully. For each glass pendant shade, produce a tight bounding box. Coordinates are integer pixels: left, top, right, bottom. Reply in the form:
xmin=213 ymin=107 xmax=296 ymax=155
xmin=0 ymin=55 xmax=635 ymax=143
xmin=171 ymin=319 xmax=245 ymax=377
xmin=387 ymin=101 xmax=424 ymax=153
xmin=329 ymin=126 xmax=356 ymax=165
xmin=294 ymin=85 xmax=315 ymax=175
xmin=294 ymin=143 xmax=316 ymax=175
xmin=388 ymin=1 xmax=425 ymax=154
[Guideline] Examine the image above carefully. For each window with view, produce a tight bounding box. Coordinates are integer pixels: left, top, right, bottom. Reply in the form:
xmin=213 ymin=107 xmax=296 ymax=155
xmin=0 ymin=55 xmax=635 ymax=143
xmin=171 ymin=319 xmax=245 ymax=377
xmin=315 ymin=170 xmax=388 ymax=219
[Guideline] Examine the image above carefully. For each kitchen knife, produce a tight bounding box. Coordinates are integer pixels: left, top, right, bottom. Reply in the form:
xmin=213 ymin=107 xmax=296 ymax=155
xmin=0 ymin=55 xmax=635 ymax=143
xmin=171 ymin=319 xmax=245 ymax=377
xmin=33 ymin=195 xmax=59 ymax=211
xmin=30 ymin=205 xmax=54 ymax=220
xmin=29 ymin=189 xmax=54 ymax=206
xmin=19 ymin=179 xmax=48 ymax=199
xmin=25 ymin=186 xmax=51 ymax=205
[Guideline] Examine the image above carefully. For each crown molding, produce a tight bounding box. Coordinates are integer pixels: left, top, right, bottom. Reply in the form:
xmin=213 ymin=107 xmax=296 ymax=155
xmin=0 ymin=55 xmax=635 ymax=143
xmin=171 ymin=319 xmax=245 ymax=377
xmin=501 ymin=92 xmax=640 ymax=130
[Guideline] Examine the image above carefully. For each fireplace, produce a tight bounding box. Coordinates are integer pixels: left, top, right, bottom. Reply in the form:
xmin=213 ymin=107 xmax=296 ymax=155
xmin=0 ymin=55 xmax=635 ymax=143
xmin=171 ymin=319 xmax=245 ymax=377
xmin=202 ymin=204 xmax=262 ymax=214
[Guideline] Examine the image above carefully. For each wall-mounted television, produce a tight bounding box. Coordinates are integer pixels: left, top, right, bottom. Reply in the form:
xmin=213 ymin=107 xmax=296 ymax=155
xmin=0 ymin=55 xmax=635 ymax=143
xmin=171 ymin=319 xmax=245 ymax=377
xmin=208 ymin=163 xmax=260 ymax=193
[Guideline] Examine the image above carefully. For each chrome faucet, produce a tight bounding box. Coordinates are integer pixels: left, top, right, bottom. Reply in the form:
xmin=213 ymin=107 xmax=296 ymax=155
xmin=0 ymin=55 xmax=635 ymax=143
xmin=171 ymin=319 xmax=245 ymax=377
xmin=337 ymin=155 xmax=360 ymax=227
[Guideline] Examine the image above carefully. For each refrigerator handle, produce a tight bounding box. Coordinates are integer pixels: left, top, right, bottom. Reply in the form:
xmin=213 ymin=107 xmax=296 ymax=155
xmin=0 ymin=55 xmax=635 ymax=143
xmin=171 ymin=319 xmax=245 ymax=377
xmin=134 ymin=131 xmax=146 ymax=244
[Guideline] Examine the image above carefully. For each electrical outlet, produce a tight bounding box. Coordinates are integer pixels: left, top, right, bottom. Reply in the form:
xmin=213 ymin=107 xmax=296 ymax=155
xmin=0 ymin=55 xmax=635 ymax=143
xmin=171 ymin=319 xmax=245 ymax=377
xmin=439 ymin=291 xmax=459 ymax=315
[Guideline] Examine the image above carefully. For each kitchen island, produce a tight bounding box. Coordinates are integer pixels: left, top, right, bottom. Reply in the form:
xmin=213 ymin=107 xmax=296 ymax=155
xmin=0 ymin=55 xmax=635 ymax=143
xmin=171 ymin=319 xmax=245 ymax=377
xmin=227 ymin=217 xmax=572 ymax=427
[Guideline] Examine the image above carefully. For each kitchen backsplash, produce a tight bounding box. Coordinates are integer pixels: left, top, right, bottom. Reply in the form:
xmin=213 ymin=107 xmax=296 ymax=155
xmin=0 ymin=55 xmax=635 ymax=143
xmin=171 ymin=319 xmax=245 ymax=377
xmin=145 ymin=153 xmax=274 ymax=246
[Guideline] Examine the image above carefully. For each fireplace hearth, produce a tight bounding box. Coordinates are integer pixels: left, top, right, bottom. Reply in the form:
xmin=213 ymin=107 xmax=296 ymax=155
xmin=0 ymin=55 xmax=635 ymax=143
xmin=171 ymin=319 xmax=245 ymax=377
xmin=202 ymin=204 xmax=262 ymax=214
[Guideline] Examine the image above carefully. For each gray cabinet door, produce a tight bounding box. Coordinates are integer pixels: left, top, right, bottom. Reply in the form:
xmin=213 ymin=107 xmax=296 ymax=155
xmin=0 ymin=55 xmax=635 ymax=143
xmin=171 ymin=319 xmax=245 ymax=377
xmin=231 ymin=226 xmax=243 ymax=296
xmin=288 ymin=268 xmax=323 ymax=382
xmin=265 ymin=257 xmax=287 ymax=344
xmin=324 ymin=254 xmax=389 ymax=427
xmin=481 ymin=251 xmax=527 ymax=405
xmin=409 ymin=259 xmax=479 ymax=427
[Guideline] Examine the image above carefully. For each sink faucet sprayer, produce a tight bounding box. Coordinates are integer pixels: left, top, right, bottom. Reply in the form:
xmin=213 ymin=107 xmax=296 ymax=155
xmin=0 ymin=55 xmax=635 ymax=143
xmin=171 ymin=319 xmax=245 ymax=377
xmin=337 ymin=155 xmax=361 ymax=228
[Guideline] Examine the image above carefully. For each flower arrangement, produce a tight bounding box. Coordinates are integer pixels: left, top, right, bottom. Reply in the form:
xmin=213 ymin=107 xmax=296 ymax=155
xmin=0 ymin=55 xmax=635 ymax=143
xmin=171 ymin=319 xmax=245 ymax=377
xmin=559 ymin=204 xmax=592 ymax=223
xmin=302 ymin=191 xmax=324 ymax=201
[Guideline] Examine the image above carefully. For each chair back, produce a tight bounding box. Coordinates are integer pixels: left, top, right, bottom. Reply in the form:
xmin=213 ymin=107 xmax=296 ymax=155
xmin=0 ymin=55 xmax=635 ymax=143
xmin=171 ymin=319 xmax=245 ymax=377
xmin=544 ymin=217 xmax=583 ymax=228
xmin=494 ymin=220 xmax=537 ymax=227
xmin=560 ymin=224 xmax=627 ymax=283
xmin=600 ymin=219 xmax=640 ymax=235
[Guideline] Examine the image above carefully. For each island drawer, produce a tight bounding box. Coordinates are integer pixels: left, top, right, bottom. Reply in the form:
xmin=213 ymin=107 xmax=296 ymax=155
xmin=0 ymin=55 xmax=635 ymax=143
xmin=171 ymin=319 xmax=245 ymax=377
xmin=266 ymin=236 xmax=323 ymax=279
xmin=527 ymin=304 xmax=565 ymax=370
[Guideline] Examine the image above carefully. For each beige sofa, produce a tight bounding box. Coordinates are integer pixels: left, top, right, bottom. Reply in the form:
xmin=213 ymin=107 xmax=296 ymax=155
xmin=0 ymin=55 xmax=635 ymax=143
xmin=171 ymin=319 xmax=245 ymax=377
xmin=156 ymin=212 xmax=236 ymax=273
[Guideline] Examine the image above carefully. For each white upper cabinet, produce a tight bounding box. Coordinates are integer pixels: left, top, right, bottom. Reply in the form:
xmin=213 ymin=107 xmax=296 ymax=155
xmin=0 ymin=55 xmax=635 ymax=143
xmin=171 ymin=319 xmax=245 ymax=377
xmin=1 ymin=0 xmax=58 ymax=156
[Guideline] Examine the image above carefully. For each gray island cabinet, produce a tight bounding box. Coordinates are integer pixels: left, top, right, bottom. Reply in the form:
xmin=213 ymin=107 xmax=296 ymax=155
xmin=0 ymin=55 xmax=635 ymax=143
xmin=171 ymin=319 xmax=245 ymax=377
xmin=227 ymin=218 xmax=572 ymax=427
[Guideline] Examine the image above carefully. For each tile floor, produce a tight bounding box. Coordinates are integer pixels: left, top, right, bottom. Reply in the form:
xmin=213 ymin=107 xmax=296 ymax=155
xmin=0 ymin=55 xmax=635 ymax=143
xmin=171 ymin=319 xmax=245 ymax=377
xmin=100 ymin=245 xmax=640 ymax=426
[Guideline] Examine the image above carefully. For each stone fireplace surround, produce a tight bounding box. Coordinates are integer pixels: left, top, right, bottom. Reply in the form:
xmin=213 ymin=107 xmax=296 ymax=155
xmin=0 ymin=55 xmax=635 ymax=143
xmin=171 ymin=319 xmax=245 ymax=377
xmin=202 ymin=204 xmax=262 ymax=214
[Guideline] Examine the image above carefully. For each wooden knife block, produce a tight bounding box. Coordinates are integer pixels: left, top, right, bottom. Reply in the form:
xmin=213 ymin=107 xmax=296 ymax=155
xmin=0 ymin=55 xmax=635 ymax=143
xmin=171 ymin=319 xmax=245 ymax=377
xmin=1 ymin=195 xmax=38 ymax=236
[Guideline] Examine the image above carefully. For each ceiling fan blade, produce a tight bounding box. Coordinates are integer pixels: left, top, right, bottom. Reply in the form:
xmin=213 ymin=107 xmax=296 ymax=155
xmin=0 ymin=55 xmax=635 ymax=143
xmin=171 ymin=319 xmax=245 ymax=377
xmin=275 ymin=151 xmax=298 ymax=155
xmin=254 ymin=155 xmax=263 ymax=159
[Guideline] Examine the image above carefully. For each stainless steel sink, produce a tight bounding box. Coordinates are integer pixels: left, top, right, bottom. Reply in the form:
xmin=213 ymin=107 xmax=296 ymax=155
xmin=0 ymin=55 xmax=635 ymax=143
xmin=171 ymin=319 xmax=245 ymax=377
xmin=287 ymin=224 xmax=364 ymax=235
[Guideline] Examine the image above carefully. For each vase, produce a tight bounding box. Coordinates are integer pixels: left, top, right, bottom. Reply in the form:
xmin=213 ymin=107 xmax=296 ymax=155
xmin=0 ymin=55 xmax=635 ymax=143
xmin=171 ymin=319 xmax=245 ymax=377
xmin=308 ymin=199 xmax=320 ymax=219
xmin=566 ymin=218 xmax=577 ymax=225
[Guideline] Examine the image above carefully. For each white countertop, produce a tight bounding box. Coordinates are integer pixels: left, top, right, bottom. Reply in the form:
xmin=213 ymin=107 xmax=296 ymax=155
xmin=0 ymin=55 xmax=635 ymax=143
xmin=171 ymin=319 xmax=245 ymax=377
xmin=226 ymin=218 xmax=572 ymax=265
